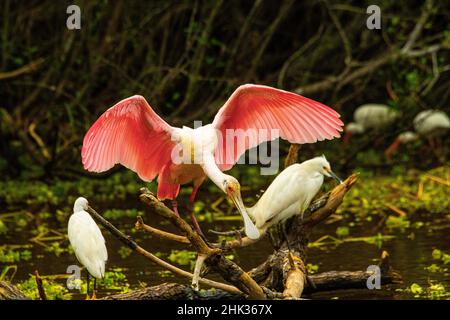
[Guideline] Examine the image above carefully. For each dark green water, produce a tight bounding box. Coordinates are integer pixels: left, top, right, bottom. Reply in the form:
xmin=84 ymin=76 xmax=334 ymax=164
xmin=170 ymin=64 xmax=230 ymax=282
xmin=1 ymin=202 xmax=449 ymax=300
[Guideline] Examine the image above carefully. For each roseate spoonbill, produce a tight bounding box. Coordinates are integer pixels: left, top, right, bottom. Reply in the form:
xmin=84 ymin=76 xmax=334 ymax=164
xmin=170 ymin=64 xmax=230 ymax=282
xmin=344 ymin=104 xmax=399 ymax=142
xmin=247 ymin=155 xmax=341 ymax=240
xmin=385 ymin=110 xmax=449 ymax=157
xmin=82 ymin=84 xmax=344 ymax=239
xmin=68 ymin=197 xmax=108 ymax=300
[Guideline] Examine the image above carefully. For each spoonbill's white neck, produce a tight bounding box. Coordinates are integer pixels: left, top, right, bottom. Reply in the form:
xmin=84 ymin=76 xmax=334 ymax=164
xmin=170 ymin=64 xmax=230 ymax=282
xmin=200 ymin=154 xmax=227 ymax=192
xmin=200 ymin=153 xmax=260 ymax=239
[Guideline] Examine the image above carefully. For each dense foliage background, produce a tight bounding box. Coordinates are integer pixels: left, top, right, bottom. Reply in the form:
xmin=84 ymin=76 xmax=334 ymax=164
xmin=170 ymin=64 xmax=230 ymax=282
xmin=0 ymin=0 xmax=448 ymax=179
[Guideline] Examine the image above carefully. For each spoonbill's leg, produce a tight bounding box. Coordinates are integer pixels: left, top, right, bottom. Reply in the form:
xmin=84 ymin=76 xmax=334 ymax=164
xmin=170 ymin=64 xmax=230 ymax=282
xmin=85 ymin=272 xmax=90 ymax=300
xmin=188 ymin=186 xmax=205 ymax=237
xmin=171 ymin=200 xmax=180 ymax=217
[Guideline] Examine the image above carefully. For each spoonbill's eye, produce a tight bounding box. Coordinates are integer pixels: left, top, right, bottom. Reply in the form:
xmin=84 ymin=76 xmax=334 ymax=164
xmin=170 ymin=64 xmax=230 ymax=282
xmin=227 ymin=186 xmax=233 ymax=192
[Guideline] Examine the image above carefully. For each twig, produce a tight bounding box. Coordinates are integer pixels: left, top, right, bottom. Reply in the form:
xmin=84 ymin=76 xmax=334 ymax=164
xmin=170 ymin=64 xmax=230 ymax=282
xmin=401 ymin=0 xmax=433 ymax=53
xmin=0 ymin=58 xmax=45 ymax=80
xmin=135 ymin=216 xmax=190 ymax=244
xmin=34 ymin=270 xmax=47 ymax=300
xmin=385 ymin=204 xmax=407 ymax=217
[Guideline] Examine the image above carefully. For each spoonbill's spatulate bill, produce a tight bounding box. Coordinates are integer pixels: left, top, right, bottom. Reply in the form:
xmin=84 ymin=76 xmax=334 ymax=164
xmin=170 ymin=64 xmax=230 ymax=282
xmin=82 ymin=84 xmax=344 ymax=239
xmin=247 ymin=155 xmax=342 ymax=237
xmin=68 ymin=197 xmax=108 ymax=299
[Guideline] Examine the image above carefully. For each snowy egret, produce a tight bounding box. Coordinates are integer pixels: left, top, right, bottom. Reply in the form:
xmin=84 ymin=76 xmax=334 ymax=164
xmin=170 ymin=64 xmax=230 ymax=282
xmin=82 ymin=84 xmax=343 ymax=239
xmin=247 ymin=155 xmax=342 ymax=238
xmin=344 ymin=104 xmax=399 ymax=142
xmin=385 ymin=110 xmax=449 ymax=157
xmin=68 ymin=197 xmax=108 ymax=299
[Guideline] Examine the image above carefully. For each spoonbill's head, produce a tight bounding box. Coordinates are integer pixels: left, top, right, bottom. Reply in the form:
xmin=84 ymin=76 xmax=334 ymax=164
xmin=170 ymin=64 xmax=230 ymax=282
xmin=306 ymin=155 xmax=342 ymax=184
xmin=74 ymin=197 xmax=89 ymax=213
xmin=222 ymin=175 xmax=260 ymax=239
xmin=222 ymin=175 xmax=244 ymax=209
xmin=343 ymin=122 xmax=364 ymax=143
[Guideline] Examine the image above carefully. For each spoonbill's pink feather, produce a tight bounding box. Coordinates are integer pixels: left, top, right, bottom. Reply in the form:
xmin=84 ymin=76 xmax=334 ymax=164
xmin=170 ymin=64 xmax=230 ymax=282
xmin=82 ymin=95 xmax=175 ymax=182
xmin=212 ymin=84 xmax=343 ymax=171
xmin=157 ymin=164 xmax=181 ymax=200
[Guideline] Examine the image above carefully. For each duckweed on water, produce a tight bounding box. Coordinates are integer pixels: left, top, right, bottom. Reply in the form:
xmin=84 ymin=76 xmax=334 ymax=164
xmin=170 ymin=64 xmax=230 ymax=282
xmin=103 ymin=209 xmax=141 ymax=220
xmin=118 ymin=246 xmax=133 ymax=259
xmin=336 ymin=166 xmax=449 ymax=220
xmin=307 ymin=263 xmax=319 ymax=274
xmin=0 ymin=171 xmax=155 ymax=210
xmin=385 ymin=216 xmax=410 ymax=231
xmin=0 ymin=219 xmax=8 ymax=234
xmin=432 ymin=249 xmax=450 ymax=264
xmin=0 ymin=246 xmax=32 ymax=263
xmin=102 ymin=268 xmax=131 ymax=293
xmin=397 ymin=249 xmax=450 ymax=299
xmin=396 ymin=281 xmax=449 ymax=299
xmin=335 ymin=226 xmax=350 ymax=238
xmin=17 ymin=275 xmax=71 ymax=300
xmin=168 ymin=250 xmax=197 ymax=269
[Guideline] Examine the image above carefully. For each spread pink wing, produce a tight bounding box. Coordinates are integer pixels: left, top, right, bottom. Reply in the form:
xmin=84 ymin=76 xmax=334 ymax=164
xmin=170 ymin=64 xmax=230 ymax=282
xmin=82 ymin=95 xmax=176 ymax=182
xmin=212 ymin=84 xmax=344 ymax=171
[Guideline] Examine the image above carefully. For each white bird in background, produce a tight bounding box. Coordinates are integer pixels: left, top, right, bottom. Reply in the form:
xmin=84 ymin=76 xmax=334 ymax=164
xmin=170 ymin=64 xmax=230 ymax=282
xmin=344 ymin=104 xmax=399 ymax=142
xmin=385 ymin=110 xmax=450 ymax=157
xmin=82 ymin=84 xmax=344 ymax=239
xmin=68 ymin=197 xmax=108 ymax=300
xmin=247 ymin=155 xmax=342 ymax=240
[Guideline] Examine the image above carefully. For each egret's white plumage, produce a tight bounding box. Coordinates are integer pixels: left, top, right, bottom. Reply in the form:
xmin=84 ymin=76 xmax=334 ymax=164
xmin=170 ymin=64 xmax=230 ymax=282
xmin=247 ymin=156 xmax=341 ymax=236
xmin=68 ymin=197 xmax=107 ymax=279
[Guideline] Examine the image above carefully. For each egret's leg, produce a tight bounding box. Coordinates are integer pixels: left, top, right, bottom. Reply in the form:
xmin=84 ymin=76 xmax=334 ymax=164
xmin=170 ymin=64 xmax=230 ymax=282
xmin=171 ymin=200 xmax=180 ymax=217
xmin=91 ymin=278 xmax=97 ymax=300
xmin=85 ymin=273 xmax=90 ymax=300
xmin=281 ymin=222 xmax=293 ymax=253
xmin=267 ymin=230 xmax=278 ymax=250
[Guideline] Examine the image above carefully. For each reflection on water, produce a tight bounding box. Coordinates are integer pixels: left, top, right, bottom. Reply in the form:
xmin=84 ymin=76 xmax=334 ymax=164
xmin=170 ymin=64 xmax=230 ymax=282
xmin=0 ymin=199 xmax=449 ymax=300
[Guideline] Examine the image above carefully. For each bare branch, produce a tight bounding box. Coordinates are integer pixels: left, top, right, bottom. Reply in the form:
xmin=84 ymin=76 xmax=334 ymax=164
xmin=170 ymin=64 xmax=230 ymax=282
xmin=135 ymin=216 xmax=190 ymax=244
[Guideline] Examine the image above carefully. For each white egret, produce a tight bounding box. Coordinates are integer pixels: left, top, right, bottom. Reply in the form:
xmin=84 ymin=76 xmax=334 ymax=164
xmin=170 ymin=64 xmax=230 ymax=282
xmin=344 ymin=104 xmax=399 ymax=142
xmin=385 ymin=110 xmax=449 ymax=157
xmin=247 ymin=155 xmax=342 ymax=238
xmin=68 ymin=197 xmax=108 ymax=299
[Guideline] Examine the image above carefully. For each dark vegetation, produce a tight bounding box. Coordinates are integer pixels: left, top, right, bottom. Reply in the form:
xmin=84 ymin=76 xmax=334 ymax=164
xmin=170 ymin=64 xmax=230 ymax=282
xmin=0 ymin=0 xmax=449 ymax=179
xmin=0 ymin=0 xmax=449 ymax=300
